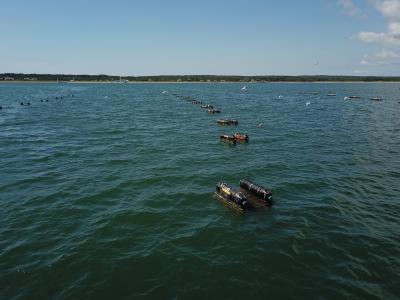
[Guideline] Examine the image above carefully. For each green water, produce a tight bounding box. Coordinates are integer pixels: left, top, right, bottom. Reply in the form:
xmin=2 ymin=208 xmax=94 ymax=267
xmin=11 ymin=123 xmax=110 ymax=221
xmin=1 ymin=83 xmax=399 ymax=299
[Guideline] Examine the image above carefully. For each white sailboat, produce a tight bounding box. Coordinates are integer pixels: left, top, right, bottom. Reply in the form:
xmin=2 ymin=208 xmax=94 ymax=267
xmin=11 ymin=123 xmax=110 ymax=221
xmin=114 ymin=76 xmax=128 ymax=83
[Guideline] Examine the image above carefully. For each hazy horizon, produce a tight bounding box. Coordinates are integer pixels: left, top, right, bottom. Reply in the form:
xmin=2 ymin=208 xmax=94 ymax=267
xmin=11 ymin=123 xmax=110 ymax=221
xmin=2 ymin=72 xmax=400 ymax=78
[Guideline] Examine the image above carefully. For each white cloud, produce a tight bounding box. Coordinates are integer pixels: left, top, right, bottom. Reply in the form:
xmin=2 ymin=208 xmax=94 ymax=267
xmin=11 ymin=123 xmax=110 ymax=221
xmin=389 ymin=21 xmax=400 ymax=33
xmin=347 ymin=0 xmax=400 ymax=71
xmin=359 ymin=50 xmax=400 ymax=64
xmin=372 ymin=0 xmax=400 ymax=19
xmin=356 ymin=0 xmax=400 ymax=46
xmin=356 ymin=22 xmax=400 ymax=45
xmin=376 ymin=49 xmax=400 ymax=58
xmin=338 ymin=0 xmax=361 ymax=16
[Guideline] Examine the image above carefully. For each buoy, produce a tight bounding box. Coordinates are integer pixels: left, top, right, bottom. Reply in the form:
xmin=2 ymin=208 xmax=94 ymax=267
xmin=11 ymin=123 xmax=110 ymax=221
xmin=220 ymin=134 xmax=236 ymax=144
xmin=239 ymin=179 xmax=272 ymax=202
xmin=370 ymin=97 xmax=383 ymax=101
xmin=217 ymin=119 xmax=238 ymax=125
xmin=216 ymin=182 xmax=247 ymax=209
xmin=234 ymin=132 xmax=249 ymax=141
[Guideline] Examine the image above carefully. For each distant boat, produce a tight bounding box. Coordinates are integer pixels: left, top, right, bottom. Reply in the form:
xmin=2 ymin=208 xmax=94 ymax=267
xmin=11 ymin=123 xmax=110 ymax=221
xmin=162 ymin=91 xmax=168 ymax=94
xmin=114 ymin=76 xmax=128 ymax=83
xmin=327 ymin=93 xmax=336 ymax=96
xmin=241 ymin=86 xmax=247 ymax=90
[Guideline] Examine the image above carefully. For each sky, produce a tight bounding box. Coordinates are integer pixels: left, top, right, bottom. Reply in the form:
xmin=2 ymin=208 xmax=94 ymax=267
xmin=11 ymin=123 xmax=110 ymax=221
xmin=0 ymin=0 xmax=399 ymax=76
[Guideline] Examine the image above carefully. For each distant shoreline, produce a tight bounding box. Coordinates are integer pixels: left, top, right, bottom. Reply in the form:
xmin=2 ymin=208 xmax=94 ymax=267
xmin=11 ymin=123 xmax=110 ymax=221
xmin=2 ymin=73 xmax=400 ymax=83
xmin=1 ymin=80 xmax=400 ymax=84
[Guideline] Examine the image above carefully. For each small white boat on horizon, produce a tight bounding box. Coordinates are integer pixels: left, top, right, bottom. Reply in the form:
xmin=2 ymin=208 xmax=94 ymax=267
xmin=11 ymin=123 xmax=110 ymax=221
xmin=113 ymin=76 xmax=128 ymax=83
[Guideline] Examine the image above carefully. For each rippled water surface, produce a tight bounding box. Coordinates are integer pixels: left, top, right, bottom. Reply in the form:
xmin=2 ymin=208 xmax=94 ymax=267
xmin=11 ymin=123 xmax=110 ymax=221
xmin=1 ymin=83 xmax=400 ymax=299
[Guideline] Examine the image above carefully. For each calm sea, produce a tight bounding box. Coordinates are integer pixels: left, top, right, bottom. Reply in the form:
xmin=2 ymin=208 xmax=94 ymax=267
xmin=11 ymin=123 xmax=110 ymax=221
xmin=1 ymin=82 xmax=399 ymax=299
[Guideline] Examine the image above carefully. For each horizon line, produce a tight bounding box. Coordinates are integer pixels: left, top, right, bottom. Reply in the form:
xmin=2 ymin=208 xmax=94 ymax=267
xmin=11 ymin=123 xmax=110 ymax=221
xmin=2 ymin=72 xmax=400 ymax=78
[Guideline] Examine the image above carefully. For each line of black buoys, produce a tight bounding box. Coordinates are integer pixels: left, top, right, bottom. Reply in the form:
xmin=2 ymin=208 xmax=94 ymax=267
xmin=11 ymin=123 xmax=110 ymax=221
xmin=13 ymin=92 xmax=75 ymax=109
xmin=164 ymin=91 xmax=270 ymax=212
xmin=2 ymin=91 xmax=76 ymax=113
xmin=167 ymin=91 xmax=251 ymax=144
xmin=172 ymin=93 xmax=218 ymax=112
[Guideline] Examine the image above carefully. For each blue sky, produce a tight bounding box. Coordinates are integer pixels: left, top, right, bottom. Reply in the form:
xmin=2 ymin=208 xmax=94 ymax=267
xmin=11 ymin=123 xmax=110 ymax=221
xmin=0 ymin=0 xmax=399 ymax=76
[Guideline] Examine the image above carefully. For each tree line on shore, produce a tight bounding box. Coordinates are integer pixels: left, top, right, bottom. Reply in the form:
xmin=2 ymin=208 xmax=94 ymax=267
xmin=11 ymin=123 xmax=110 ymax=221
xmin=1 ymin=73 xmax=400 ymax=82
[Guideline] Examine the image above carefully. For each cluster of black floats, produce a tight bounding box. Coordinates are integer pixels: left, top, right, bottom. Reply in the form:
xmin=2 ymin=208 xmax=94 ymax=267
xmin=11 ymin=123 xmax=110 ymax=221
xmin=172 ymin=94 xmax=222 ymax=114
xmin=216 ymin=179 xmax=273 ymax=212
xmin=169 ymin=92 xmax=249 ymax=145
xmin=21 ymin=94 xmax=74 ymax=106
xmin=0 ymin=94 xmax=74 ymax=110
